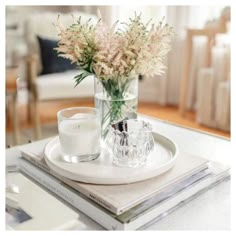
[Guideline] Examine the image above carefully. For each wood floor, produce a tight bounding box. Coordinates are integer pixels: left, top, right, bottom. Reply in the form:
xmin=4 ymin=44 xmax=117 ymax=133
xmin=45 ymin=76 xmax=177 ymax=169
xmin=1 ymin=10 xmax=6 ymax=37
xmin=6 ymin=100 xmax=230 ymax=138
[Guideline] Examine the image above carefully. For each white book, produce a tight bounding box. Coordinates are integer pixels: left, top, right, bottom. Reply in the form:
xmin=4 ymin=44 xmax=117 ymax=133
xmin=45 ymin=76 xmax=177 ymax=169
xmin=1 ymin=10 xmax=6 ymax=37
xmin=19 ymin=158 xmax=229 ymax=230
xmin=6 ymin=172 xmax=80 ymax=230
xmin=20 ymin=139 xmax=210 ymax=215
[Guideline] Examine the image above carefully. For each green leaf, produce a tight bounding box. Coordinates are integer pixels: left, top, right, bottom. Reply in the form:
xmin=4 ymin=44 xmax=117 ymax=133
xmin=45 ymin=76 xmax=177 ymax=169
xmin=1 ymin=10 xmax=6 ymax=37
xmin=73 ymin=71 xmax=92 ymax=87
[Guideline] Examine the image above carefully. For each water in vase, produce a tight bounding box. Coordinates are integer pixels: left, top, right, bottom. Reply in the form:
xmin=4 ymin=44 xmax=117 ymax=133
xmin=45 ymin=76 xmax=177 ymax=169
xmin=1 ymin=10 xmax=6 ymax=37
xmin=95 ymin=92 xmax=138 ymax=138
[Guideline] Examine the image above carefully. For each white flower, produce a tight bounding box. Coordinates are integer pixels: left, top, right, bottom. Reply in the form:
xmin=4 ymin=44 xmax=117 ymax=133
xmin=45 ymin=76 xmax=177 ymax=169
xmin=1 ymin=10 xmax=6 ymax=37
xmin=56 ymin=13 xmax=174 ymax=81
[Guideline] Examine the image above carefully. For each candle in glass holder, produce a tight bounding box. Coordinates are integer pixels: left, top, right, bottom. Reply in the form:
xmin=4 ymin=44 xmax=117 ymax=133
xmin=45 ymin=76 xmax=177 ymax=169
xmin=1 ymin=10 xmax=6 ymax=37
xmin=57 ymin=107 xmax=101 ymax=162
xmin=212 ymin=46 xmax=228 ymax=83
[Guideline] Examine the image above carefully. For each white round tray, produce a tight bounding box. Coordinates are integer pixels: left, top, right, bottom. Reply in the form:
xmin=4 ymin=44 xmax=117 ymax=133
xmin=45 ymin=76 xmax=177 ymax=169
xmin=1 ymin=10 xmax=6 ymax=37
xmin=44 ymin=132 xmax=179 ymax=185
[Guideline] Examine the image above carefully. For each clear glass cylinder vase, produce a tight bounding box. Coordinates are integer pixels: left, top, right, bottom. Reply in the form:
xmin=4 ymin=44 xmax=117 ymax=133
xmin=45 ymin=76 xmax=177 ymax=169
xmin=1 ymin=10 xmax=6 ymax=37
xmin=94 ymin=76 xmax=138 ymax=138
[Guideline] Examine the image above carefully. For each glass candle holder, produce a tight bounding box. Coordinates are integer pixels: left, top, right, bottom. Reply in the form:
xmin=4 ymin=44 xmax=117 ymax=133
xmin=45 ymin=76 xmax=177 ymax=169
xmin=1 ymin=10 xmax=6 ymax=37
xmin=105 ymin=119 xmax=155 ymax=168
xmin=57 ymin=107 xmax=101 ymax=162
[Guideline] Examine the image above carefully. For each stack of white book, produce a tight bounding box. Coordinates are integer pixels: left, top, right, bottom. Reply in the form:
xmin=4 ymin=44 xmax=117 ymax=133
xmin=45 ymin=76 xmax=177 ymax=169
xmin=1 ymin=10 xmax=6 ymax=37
xmin=19 ymin=139 xmax=230 ymax=230
xmin=6 ymin=172 xmax=80 ymax=230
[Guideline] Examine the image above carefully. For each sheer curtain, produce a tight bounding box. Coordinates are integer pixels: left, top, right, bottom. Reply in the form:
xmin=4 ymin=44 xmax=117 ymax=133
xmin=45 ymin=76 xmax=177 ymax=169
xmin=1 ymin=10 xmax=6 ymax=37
xmin=107 ymin=5 xmax=225 ymax=105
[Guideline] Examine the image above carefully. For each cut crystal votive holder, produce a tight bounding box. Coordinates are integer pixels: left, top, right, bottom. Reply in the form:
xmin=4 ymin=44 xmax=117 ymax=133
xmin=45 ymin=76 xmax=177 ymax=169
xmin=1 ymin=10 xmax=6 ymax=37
xmin=105 ymin=119 xmax=155 ymax=168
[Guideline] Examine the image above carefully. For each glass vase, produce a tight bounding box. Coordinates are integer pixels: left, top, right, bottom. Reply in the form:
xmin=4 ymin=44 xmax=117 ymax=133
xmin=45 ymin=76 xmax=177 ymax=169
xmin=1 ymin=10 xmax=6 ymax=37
xmin=94 ymin=76 xmax=138 ymax=139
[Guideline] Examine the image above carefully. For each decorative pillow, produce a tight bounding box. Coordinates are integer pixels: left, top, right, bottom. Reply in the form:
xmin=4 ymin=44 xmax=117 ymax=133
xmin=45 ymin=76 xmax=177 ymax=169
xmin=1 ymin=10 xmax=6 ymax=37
xmin=37 ymin=36 xmax=77 ymax=75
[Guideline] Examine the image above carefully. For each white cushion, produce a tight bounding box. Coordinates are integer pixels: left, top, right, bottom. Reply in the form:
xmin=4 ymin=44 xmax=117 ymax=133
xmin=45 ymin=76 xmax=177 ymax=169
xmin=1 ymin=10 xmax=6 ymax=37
xmin=34 ymin=70 xmax=94 ymax=100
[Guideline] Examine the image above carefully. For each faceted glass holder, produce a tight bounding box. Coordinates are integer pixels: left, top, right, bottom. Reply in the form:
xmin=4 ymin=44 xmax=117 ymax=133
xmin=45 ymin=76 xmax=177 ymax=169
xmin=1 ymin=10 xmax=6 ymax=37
xmin=105 ymin=119 xmax=155 ymax=168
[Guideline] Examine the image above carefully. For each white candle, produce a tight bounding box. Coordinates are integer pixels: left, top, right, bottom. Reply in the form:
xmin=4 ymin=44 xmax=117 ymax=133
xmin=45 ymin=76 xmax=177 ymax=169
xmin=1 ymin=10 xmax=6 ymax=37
xmin=212 ymin=46 xmax=228 ymax=83
xmin=215 ymin=81 xmax=230 ymax=132
xmin=58 ymin=114 xmax=101 ymax=157
xmin=215 ymin=33 xmax=230 ymax=48
xmin=196 ymin=68 xmax=215 ymax=127
xmin=214 ymin=33 xmax=230 ymax=82
xmin=187 ymin=36 xmax=208 ymax=110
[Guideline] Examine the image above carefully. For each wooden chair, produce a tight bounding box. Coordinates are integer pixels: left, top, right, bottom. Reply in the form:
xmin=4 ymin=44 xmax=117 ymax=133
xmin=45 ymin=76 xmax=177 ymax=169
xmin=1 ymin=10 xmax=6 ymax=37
xmin=179 ymin=8 xmax=230 ymax=116
xmin=24 ymin=12 xmax=98 ymax=140
xmin=6 ymin=66 xmax=20 ymax=145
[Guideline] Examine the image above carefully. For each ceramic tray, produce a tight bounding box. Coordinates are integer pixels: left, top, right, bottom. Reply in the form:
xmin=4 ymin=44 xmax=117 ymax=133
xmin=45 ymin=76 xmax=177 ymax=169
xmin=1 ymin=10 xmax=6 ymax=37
xmin=44 ymin=132 xmax=179 ymax=185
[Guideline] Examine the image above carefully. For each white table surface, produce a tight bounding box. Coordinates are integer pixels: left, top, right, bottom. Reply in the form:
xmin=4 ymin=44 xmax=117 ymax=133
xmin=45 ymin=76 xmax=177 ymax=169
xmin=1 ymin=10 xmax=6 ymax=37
xmin=6 ymin=114 xmax=231 ymax=230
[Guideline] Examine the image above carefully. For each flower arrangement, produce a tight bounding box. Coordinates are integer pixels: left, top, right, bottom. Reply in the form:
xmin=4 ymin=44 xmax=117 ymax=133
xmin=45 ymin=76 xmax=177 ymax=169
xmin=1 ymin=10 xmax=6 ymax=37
xmin=55 ymin=12 xmax=174 ymax=137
